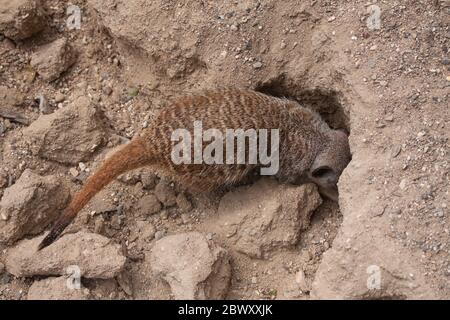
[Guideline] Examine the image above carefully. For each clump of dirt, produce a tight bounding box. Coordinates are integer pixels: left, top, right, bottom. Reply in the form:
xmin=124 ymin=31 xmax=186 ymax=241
xmin=0 ymin=0 xmax=448 ymax=300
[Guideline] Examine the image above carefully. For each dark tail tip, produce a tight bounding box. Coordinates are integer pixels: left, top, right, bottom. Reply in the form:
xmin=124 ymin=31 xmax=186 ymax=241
xmin=37 ymin=217 xmax=72 ymax=251
xmin=37 ymin=231 xmax=57 ymax=251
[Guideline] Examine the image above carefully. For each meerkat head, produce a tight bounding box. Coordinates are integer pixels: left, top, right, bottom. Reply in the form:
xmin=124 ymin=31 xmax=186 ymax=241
xmin=307 ymin=130 xmax=351 ymax=201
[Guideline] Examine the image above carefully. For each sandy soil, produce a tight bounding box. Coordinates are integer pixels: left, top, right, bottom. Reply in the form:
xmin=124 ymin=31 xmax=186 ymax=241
xmin=0 ymin=0 xmax=448 ymax=300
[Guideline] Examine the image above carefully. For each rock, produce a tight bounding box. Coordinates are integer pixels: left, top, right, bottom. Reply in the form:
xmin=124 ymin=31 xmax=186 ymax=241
xmin=89 ymin=198 xmax=117 ymax=215
xmin=281 ymin=273 xmax=309 ymax=299
xmin=116 ymin=271 xmax=133 ymax=296
xmin=136 ymin=221 xmax=156 ymax=241
xmin=295 ymin=269 xmax=310 ymax=292
xmin=27 ymin=276 xmax=90 ymax=300
xmin=399 ymin=179 xmax=407 ymax=190
xmin=159 ymin=209 xmax=168 ymax=220
xmin=154 ymin=181 xmax=177 ymax=207
xmin=141 ymin=172 xmax=157 ymax=189
xmin=139 ymin=222 xmax=156 ymax=241
xmin=0 ymin=262 xmax=4 ymax=274
xmin=253 ymin=61 xmax=263 ymax=69
xmin=149 ymin=232 xmax=231 ymax=299
xmin=137 ymin=194 xmax=162 ymax=216
xmin=30 ymin=38 xmax=77 ymax=82
xmin=36 ymin=93 xmax=49 ymax=114
xmin=54 ymin=93 xmax=65 ymax=103
xmin=212 ymin=178 xmax=322 ymax=258
xmin=4 ymin=231 xmax=126 ymax=279
xmin=391 ymin=145 xmax=402 ymax=158
xmin=118 ymin=170 xmax=141 ymax=185
xmin=154 ymin=230 xmax=166 ymax=240
xmin=103 ymin=86 xmax=113 ymax=96
xmin=0 ymin=85 xmax=24 ymax=106
xmin=0 ymin=273 xmax=10 ymax=285
xmin=69 ymin=168 xmax=79 ymax=177
xmin=0 ymin=169 xmax=70 ymax=244
xmin=282 ymin=281 xmax=303 ymax=299
xmin=176 ymin=193 xmax=192 ymax=212
xmin=94 ymin=216 xmax=104 ymax=233
xmin=180 ymin=213 xmax=190 ymax=224
xmin=0 ymin=0 xmax=46 ymax=40
xmin=22 ymin=96 xmax=106 ymax=165
xmin=78 ymin=162 xmax=87 ymax=171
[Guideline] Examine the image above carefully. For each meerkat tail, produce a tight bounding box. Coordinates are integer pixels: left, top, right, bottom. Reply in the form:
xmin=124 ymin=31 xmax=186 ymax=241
xmin=38 ymin=137 xmax=150 ymax=250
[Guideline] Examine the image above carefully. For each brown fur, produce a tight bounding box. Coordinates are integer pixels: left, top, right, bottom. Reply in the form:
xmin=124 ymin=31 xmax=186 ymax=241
xmin=38 ymin=88 xmax=350 ymax=250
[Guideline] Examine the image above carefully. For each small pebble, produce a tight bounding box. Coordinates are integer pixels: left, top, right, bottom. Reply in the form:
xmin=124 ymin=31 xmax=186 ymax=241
xmin=54 ymin=93 xmax=65 ymax=103
xmin=155 ymin=230 xmax=166 ymax=240
xmin=69 ymin=168 xmax=79 ymax=177
xmin=176 ymin=193 xmax=192 ymax=212
xmin=78 ymin=162 xmax=87 ymax=171
xmin=94 ymin=217 xmax=104 ymax=233
xmin=253 ymin=61 xmax=263 ymax=69
xmin=128 ymin=87 xmax=139 ymax=97
xmin=180 ymin=213 xmax=190 ymax=224
xmin=399 ymin=179 xmax=407 ymax=190
xmin=391 ymin=145 xmax=402 ymax=158
xmin=37 ymin=94 xmax=49 ymax=114
xmin=1 ymin=211 xmax=9 ymax=221
xmin=295 ymin=269 xmax=309 ymax=292
xmin=103 ymin=86 xmax=113 ymax=96
xmin=417 ymin=131 xmax=426 ymax=138
xmin=0 ymin=273 xmax=11 ymax=285
xmin=160 ymin=210 xmax=168 ymax=220
xmin=385 ymin=115 xmax=394 ymax=122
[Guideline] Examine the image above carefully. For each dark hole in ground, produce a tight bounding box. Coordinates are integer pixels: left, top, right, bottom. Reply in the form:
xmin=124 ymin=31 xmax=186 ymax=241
xmin=255 ymin=74 xmax=350 ymax=133
xmin=255 ymin=74 xmax=352 ymax=233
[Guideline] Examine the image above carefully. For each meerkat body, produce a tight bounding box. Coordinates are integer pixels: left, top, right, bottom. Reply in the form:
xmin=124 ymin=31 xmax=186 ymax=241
xmin=38 ymin=89 xmax=351 ymax=250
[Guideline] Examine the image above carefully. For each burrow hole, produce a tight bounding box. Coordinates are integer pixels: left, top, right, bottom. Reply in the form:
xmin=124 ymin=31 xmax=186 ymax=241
xmin=255 ymin=75 xmax=350 ymax=133
xmin=255 ymin=75 xmax=352 ymax=258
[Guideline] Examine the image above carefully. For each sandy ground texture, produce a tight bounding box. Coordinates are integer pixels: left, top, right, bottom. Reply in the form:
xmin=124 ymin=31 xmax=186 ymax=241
xmin=0 ymin=0 xmax=449 ymax=300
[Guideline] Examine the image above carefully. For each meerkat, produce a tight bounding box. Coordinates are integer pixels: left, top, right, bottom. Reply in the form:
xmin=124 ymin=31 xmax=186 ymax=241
xmin=38 ymin=88 xmax=351 ymax=250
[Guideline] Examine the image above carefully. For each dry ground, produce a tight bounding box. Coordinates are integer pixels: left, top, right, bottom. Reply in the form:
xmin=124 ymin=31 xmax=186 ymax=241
xmin=0 ymin=0 xmax=449 ymax=299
